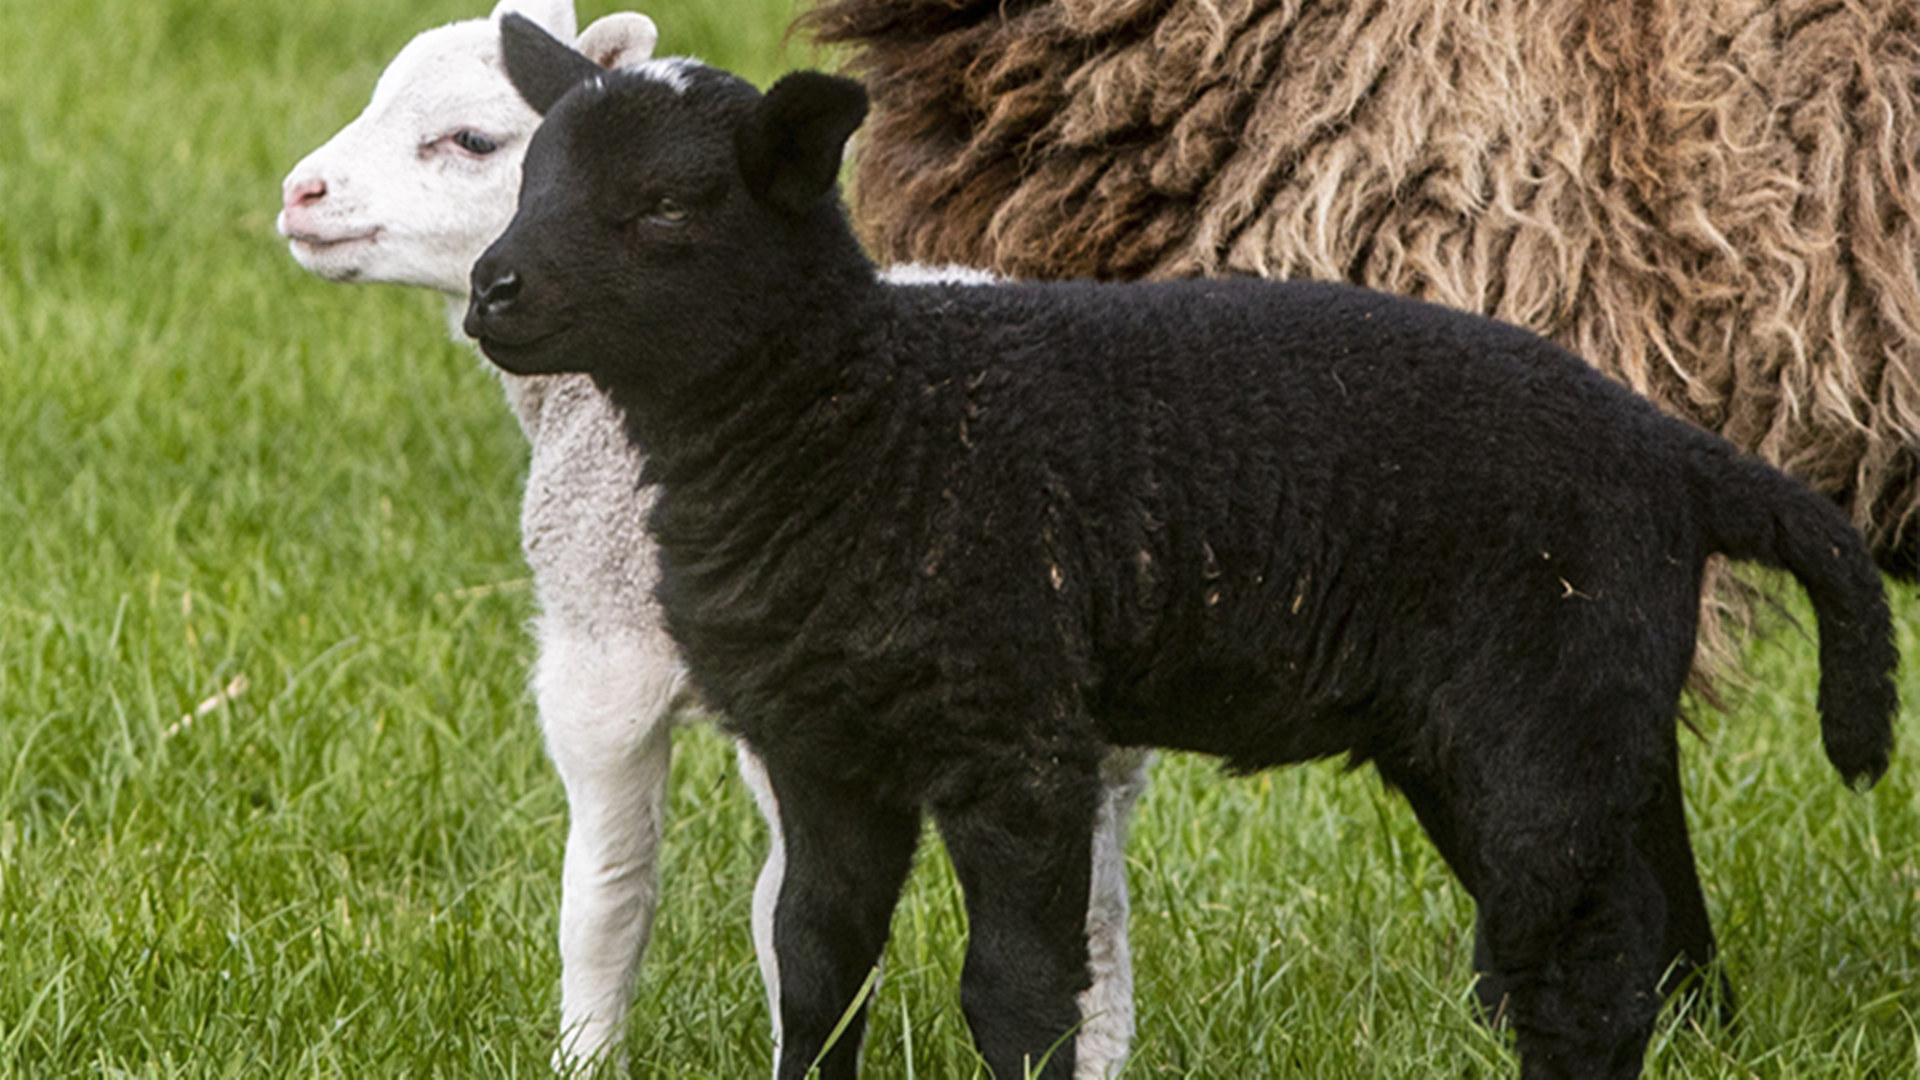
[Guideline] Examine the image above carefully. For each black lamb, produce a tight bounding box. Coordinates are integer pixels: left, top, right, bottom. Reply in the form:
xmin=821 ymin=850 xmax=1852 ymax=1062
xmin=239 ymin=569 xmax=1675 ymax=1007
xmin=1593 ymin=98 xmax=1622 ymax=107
xmin=464 ymin=16 xmax=1900 ymax=1080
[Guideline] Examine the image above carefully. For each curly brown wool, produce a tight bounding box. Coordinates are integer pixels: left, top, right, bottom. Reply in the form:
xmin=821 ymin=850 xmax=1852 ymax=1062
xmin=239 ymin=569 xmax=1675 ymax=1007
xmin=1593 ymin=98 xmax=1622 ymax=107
xmin=807 ymin=0 xmax=1919 ymax=586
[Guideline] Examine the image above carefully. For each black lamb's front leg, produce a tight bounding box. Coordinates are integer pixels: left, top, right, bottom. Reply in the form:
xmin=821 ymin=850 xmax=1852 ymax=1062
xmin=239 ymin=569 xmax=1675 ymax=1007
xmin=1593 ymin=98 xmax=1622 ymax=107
xmin=932 ymin=752 xmax=1103 ymax=1080
xmin=752 ymin=750 xmax=923 ymax=1080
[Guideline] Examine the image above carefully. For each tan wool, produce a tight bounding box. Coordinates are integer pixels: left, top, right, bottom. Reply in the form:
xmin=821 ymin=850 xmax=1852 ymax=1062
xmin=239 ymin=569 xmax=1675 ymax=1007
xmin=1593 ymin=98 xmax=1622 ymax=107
xmin=809 ymin=0 xmax=1919 ymax=574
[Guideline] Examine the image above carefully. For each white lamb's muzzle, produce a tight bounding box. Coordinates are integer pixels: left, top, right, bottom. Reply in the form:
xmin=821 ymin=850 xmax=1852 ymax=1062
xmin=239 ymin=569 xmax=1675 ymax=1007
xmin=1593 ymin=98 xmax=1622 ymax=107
xmin=281 ymin=221 xmax=386 ymax=283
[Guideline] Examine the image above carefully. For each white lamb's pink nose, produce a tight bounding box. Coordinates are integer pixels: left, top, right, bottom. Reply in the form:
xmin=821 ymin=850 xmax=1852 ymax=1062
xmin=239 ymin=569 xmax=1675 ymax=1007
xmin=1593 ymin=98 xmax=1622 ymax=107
xmin=282 ymin=176 xmax=328 ymax=214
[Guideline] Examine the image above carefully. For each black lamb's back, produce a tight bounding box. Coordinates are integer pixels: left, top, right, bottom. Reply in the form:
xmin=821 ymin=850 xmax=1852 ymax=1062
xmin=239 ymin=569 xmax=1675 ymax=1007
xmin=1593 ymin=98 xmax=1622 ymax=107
xmin=650 ymin=275 xmax=1714 ymax=784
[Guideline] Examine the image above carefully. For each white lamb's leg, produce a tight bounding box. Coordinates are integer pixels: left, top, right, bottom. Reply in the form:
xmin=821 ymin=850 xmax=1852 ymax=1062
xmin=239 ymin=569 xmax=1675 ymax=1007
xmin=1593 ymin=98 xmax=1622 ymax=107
xmin=1076 ymin=748 xmax=1152 ymax=1080
xmin=734 ymin=746 xmax=787 ymax=1077
xmin=536 ymin=624 xmax=683 ymax=1071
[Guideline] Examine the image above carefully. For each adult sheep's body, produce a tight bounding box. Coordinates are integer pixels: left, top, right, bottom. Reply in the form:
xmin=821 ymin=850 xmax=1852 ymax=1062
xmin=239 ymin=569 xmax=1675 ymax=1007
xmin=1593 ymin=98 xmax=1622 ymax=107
xmin=807 ymin=0 xmax=1920 ymax=576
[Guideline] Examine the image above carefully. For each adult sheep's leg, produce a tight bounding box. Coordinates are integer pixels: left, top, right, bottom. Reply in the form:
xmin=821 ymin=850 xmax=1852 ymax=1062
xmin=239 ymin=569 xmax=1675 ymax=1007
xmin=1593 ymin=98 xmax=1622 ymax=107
xmin=1077 ymin=748 xmax=1151 ymax=1080
xmin=748 ymin=749 xmax=923 ymax=1080
xmin=535 ymin=625 xmax=682 ymax=1070
xmin=932 ymin=757 xmax=1103 ymax=1080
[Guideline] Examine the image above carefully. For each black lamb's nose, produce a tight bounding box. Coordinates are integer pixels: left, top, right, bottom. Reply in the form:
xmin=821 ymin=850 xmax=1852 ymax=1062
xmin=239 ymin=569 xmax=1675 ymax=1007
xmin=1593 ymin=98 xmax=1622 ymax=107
xmin=473 ymin=270 xmax=523 ymax=316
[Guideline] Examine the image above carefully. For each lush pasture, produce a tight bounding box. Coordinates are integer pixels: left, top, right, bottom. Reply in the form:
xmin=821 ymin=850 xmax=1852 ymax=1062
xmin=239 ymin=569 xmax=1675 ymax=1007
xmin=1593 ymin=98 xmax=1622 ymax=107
xmin=1 ymin=0 xmax=1915 ymax=1076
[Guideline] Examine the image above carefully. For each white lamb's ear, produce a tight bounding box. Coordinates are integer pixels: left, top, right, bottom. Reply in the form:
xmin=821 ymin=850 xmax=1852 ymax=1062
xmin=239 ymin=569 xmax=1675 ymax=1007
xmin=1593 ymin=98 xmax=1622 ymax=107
xmin=577 ymin=12 xmax=659 ymax=70
xmin=490 ymin=0 xmax=578 ymax=43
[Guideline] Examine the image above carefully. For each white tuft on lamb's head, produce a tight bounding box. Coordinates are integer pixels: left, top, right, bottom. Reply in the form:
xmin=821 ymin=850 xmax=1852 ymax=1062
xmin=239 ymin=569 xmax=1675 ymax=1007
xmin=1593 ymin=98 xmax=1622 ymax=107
xmin=277 ymin=0 xmax=658 ymax=299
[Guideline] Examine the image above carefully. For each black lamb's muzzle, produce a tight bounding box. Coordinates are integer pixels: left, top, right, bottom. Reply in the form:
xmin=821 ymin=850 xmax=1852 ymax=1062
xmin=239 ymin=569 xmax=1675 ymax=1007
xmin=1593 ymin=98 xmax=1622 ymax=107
xmin=466 ymin=243 xmax=519 ymax=320
xmin=464 ymin=250 xmax=562 ymax=371
xmin=473 ymin=329 xmax=559 ymax=375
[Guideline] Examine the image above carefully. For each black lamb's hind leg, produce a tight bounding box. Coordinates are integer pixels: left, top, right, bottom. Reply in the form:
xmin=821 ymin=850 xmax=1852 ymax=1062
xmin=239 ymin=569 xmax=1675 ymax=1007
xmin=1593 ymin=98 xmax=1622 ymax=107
xmin=1373 ymin=758 xmax=1511 ymax=1022
xmin=1420 ymin=732 xmax=1728 ymax=1030
xmin=1482 ymin=843 xmax=1666 ymax=1080
xmin=1636 ymin=723 xmax=1734 ymax=1024
xmin=932 ymin=755 xmax=1103 ymax=1080
xmin=756 ymin=752 xmax=923 ymax=1080
xmin=1474 ymin=699 xmax=1672 ymax=1078
xmin=1382 ymin=723 xmax=1666 ymax=1076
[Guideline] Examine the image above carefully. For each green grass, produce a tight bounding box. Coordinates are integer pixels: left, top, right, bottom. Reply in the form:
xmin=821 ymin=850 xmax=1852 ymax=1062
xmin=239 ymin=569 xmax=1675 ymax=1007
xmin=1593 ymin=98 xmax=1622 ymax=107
xmin=0 ymin=0 xmax=1916 ymax=1076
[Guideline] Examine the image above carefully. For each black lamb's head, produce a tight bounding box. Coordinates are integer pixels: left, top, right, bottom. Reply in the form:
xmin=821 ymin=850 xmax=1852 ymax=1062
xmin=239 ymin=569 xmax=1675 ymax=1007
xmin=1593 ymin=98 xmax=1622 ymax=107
xmin=466 ymin=14 xmax=869 ymax=391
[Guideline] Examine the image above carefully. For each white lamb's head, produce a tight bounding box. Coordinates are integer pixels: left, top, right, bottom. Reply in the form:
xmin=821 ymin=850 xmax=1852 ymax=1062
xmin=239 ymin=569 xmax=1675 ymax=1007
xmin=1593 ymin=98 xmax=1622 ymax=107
xmin=278 ymin=0 xmax=658 ymax=298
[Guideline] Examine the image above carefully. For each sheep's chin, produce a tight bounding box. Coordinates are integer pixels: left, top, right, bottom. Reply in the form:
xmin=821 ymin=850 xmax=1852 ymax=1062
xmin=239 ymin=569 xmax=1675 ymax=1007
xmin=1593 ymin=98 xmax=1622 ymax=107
xmin=472 ymin=329 xmax=573 ymax=375
xmin=286 ymin=230 xmax=384 ymax=282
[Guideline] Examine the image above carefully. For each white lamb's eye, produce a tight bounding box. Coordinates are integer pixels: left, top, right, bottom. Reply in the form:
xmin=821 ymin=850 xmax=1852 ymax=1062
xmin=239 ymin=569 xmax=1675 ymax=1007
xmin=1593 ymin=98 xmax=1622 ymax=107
xmin=451 ymin=129 xmax=500 ymax=156
xmin=649 ymin=198 xmax=689 ymax=225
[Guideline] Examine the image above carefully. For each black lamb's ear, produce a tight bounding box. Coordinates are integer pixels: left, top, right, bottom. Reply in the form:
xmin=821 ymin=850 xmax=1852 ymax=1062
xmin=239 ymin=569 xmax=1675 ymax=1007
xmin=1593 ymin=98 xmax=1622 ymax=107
xmin=737 ymin=71 xmax=869 ymax=214
xmin=501 ymin=12 xmax=601 ymax=115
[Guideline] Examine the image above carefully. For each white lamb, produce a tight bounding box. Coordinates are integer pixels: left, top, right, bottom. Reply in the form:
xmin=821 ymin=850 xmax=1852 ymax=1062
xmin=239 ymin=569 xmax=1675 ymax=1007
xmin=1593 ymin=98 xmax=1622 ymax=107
xmin=276 ymin=3 xmax=1148 ymax=1075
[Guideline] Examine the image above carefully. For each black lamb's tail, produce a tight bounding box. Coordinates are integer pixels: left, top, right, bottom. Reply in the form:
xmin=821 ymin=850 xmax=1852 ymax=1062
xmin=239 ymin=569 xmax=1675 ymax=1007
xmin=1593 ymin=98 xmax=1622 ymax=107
xmin=1691 ymin=442 xmax=1900 ymax=789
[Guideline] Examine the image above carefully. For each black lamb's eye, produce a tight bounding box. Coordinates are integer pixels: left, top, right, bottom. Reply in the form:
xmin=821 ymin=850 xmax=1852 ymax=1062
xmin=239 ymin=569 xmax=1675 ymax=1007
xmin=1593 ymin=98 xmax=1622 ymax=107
xmin=451 ymin=130 xmax=499 ymax=156
xmin=648 ymin=197 xmax=690 ymax=226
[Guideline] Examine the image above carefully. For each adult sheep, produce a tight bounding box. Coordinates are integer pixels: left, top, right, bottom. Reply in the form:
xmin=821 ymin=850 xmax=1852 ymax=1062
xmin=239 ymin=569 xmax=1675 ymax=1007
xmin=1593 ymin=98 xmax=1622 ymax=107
xmin=465 ymin=19 xmax=1898 ymax=1079
xmin=276 ymin=3 xmax=1148 ymax=1072
xmin=804 ymin=0 xmax=1920 ymax=578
